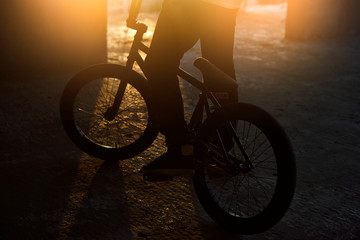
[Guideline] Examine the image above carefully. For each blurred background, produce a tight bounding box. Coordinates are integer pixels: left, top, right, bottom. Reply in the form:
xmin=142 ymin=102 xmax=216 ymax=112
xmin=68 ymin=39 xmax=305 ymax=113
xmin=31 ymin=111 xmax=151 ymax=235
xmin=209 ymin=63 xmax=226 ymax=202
xmin=0 ymin=0 xmax=107 ymax=76
xmin=0 ymin=0 xmax=359 ymax=77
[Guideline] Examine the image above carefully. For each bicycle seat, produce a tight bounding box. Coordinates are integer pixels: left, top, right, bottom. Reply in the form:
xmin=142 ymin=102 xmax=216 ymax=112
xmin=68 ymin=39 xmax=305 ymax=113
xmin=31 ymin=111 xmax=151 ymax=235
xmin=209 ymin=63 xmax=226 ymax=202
xmin=193 ymin=57 xmax=238 ymax=89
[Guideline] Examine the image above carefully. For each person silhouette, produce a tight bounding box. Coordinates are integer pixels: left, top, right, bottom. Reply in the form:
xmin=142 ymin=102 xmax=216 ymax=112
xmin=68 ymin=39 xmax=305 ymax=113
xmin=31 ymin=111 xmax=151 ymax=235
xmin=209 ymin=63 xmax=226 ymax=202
xmin=141 ymin=0 xmax=243 ymax=177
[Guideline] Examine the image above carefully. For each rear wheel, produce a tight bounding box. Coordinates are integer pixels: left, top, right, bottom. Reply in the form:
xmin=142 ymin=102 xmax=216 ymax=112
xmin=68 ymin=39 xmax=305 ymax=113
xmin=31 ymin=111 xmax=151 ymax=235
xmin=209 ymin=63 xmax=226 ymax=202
xmin=60 ymin=63 xmax=158 ymax=160
xmin=194 ymin=103 xmax=296 ymax=234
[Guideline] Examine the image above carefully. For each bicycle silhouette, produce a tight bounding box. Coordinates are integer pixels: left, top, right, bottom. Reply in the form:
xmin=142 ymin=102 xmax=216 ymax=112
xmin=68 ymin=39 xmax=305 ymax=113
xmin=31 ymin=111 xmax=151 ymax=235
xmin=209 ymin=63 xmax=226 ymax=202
xmin=60 ymin=0 xmax=296 ymax=234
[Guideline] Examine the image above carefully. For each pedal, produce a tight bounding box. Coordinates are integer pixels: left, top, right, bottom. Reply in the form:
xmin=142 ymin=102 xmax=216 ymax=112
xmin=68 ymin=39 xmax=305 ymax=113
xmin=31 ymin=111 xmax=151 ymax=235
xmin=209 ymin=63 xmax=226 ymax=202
xmin=143 ymin=174 xmax=174 ymax=182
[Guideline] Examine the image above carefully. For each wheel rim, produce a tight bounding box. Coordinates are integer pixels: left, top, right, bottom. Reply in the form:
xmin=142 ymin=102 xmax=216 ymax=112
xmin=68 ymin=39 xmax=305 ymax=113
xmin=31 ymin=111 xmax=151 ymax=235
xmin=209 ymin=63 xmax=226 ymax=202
xmin=72 ymin=77 xmax=150 ymax=149
xmin=203 ymin=120 xmax=278 ymax=219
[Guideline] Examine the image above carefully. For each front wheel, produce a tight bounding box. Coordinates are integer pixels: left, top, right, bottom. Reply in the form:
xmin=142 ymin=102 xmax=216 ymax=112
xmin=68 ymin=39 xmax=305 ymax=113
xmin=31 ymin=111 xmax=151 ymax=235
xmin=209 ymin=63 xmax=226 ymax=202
xmin=60 ymin=63 xmax=158 ymax=160
xmin=193 ymin=103 xmax=296 ymax=234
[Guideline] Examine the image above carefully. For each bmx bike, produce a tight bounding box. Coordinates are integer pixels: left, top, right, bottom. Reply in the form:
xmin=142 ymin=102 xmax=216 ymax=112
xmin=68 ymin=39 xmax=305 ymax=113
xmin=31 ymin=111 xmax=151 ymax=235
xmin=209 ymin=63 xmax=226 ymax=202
xmin=60 ymin=0 xmax=296 ymax=234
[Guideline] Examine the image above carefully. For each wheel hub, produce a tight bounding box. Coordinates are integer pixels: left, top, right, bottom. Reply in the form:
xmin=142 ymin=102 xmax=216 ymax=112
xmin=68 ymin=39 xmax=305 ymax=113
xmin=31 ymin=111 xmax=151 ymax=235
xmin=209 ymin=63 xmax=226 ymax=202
xmin=239 ymin=162 xmax=254 ymax=174
xmin=104 ymin=107 xmax=117 ymax=121
xmin=228 ymin=161 xmax=254 ymax=175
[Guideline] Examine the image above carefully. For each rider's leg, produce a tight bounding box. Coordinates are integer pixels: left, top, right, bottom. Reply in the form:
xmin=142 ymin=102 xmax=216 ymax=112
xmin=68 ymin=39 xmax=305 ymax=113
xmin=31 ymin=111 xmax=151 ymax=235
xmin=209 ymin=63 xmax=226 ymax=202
xmin=145 ymin=1 xmax=237 ymax=143
xmin=144 ymin=0 xmax=199 ymax=146
xmin=142 ymin=0 xmax=199 ymax=176
xmin=142 ymin=1 xmax=239 ymax=176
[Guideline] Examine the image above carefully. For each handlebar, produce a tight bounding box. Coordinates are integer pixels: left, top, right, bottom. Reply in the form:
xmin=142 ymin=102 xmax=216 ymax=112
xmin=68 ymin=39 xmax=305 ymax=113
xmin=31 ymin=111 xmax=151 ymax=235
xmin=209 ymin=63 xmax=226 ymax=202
xmin=126 ymin=0 xmax=146 ymax=31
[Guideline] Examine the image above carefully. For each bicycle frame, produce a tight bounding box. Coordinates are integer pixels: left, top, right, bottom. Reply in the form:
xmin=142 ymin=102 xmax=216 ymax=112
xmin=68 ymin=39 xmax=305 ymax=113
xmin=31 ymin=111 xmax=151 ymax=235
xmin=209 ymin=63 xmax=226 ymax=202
xmin=123 ymin=0 xmax=218 ymax=123
xmin=112 ymin=18 xmax=251 ymax=166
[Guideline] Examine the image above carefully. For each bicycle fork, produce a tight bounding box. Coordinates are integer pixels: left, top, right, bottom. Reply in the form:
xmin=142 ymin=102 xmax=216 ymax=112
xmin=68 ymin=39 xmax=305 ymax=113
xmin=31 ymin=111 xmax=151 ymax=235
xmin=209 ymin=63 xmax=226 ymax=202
xmin=104 ymin=22 xmax=149 ymax=121
xmin=103 ymin=80 xmax=127 ymax=121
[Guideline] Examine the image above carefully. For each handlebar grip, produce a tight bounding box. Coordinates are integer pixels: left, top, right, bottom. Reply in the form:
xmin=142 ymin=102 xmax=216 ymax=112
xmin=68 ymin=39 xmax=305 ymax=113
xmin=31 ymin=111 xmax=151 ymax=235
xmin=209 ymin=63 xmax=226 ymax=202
xmin=126 ymin=18 xmax=137 ymax=28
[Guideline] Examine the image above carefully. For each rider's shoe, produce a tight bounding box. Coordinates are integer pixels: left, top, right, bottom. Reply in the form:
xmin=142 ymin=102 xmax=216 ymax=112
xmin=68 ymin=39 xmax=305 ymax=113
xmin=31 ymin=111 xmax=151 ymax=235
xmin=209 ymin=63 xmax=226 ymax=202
xmin=141 ymin=145 xmax=195 ymax=177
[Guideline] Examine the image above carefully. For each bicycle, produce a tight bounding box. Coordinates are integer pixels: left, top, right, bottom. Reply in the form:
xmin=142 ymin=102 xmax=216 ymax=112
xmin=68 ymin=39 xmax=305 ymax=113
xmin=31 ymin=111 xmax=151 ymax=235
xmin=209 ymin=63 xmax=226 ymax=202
xmin=60 ymin=0 xmax=296 ymax=234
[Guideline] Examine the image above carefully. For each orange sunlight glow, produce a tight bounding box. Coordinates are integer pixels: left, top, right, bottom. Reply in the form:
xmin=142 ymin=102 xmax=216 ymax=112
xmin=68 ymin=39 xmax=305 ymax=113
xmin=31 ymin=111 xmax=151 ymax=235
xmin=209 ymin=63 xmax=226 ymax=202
xmin=13 ymin=0 xmax=107 ymax=69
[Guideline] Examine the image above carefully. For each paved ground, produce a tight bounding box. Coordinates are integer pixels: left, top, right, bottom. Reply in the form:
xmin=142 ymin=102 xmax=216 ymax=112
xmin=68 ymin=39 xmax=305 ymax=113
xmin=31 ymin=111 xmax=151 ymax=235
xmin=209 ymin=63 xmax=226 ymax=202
xmin=1 ymin=4 xmax=360 ymax=240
